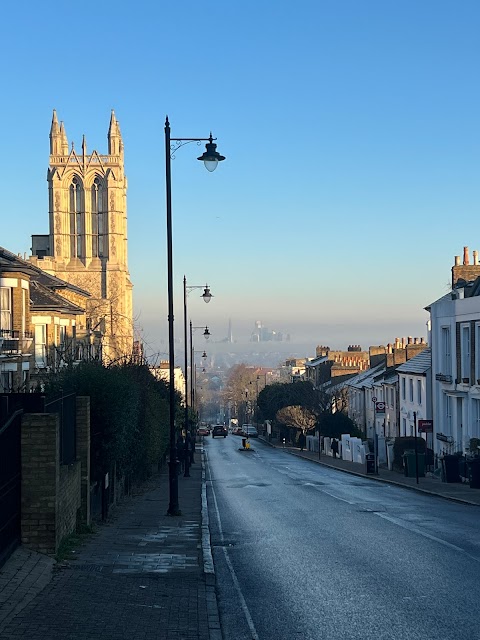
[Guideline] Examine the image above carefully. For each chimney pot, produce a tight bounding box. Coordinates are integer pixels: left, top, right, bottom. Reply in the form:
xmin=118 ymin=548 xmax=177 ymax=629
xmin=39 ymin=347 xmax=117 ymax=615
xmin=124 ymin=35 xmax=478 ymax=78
xmin=464 ymin=246 xmax=470 ymax=265
xmin=474 ymin=250 xmax=479 ymax=265
xmin=455 ymin=256 xmax=461 ymax=266
xmin=407 ymin=336 xmax=413 ymax=345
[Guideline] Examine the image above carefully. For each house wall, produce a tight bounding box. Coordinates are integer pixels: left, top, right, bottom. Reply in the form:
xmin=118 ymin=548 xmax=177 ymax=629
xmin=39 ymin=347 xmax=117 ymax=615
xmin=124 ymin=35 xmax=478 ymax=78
xmin=431 ymin=292 xmax=480 ymax=455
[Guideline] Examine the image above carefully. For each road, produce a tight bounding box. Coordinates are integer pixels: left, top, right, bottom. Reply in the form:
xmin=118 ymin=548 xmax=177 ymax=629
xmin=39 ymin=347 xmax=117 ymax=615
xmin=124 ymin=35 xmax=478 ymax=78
xmin=205 ymin=435 xmax=480 ymax=640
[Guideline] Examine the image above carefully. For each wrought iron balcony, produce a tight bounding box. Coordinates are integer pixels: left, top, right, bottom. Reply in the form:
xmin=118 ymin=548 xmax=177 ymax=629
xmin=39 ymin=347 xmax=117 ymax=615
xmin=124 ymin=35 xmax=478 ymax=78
xmin=0 ymin=329 xmax=34 ymax=354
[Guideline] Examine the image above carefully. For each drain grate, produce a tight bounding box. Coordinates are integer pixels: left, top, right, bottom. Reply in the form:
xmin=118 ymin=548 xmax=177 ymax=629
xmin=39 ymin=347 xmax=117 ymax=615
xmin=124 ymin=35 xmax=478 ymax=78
xmin=68 ymin=564 xmax=105 ymax=573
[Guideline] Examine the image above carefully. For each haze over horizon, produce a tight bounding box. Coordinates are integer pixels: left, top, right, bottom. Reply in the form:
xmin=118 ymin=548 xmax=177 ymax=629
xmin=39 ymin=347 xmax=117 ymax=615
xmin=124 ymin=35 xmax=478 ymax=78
xmin=0 ymin=1 xmax=477 ymax=362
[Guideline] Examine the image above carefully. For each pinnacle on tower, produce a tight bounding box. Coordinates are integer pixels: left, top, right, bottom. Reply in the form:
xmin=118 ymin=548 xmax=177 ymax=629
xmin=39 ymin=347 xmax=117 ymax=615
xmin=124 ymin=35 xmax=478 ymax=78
xmin=59 ymin=121 xmax=69 ymax=155
xmin=49 ymin=109 xmax=61 ymax=154
xmin=107 ymin=109 xmax=123 ymax=155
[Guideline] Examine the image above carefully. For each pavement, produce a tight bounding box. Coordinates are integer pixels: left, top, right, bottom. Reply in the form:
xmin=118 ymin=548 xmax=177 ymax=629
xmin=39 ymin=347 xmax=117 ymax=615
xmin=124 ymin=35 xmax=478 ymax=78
xmin=0 ymin=447 xmax=221 ymax=640
xmin=1 ymin=437 xmax=479 ymax=640
xmin=264 ymin=437 xmax=480 ymax=506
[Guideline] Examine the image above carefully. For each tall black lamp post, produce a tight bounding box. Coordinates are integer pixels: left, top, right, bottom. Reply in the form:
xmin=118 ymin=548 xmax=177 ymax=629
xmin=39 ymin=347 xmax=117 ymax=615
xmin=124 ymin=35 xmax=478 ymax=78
xmin=165 ymin=117 xmax=225 ymax=516
xmin=183 ymin=280 xmax=212 ymax=478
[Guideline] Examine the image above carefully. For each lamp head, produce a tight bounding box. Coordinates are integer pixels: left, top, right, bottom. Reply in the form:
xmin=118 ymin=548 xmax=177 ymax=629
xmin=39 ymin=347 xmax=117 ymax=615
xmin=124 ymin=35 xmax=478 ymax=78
xmin=202 ymin=286 xmax=212 ymax=303
xmin=197 ymin=134 xmax=226 ymax=172
xmin=202 ymin=351 xmax=207 ymax=359
xmin=203 ymin=326 xmax=210 ymax=340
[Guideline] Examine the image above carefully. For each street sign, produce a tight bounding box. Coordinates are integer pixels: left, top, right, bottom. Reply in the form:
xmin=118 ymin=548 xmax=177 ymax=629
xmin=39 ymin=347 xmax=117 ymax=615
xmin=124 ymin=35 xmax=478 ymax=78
xmin=418 ymin=419 xmax=433 ymax=433
xmin=372 ymin=396 xmax=377 ymax=402
xmin=436 ymin=433 xmax=453 ymax=443
xmin=375 ymin=401 xmax=385 ymax=413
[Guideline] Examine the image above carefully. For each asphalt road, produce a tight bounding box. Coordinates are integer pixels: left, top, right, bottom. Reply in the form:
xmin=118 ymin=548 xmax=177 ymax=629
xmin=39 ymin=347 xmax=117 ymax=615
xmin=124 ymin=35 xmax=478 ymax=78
xmin=205 ymin=435 xmax=480 ymax=640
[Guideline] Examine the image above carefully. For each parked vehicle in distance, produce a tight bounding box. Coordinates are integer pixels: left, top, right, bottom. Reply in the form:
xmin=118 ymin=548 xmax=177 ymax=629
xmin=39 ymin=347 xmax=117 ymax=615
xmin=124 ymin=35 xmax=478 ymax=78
xmin=197 ymin=426 xmax=209 ymax=436
xmin=242 ymin=424 xmax=258 ymax=438
xmin=232 ymin=426 xmax=243 ymax=436
xmin=212 ymin=425 xmax=228 ymax=438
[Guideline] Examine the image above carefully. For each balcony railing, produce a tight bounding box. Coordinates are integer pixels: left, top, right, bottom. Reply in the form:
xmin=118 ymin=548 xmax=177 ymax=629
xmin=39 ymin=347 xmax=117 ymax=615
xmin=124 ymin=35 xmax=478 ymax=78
xmin=0 ymin=330 xmax=34 ymax=355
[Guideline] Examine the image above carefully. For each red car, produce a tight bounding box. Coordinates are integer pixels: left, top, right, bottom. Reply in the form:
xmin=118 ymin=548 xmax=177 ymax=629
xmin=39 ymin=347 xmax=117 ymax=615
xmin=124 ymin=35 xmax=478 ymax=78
xmin=197 ymin=427 xmax=209 ymax=436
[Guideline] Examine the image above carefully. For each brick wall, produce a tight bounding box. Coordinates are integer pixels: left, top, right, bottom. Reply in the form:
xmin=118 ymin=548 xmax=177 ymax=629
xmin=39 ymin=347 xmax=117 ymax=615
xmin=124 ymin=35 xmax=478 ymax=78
xmin=20 ymin=397 xmax=90 ymax=555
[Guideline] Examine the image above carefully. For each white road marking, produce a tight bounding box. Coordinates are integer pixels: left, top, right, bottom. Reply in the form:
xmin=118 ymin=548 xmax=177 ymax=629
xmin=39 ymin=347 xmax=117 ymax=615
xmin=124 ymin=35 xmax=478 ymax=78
xmin=375 ymin=512 xmax=480 ymax=561
xmin=206 ymin=451 xmax=260 ymax=640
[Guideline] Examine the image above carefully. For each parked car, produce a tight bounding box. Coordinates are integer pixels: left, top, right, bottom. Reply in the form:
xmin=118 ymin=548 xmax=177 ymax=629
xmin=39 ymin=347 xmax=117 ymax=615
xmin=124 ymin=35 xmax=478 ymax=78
xmin=242 ymin=424 xmax=258 ymax=438
xmin=197 ymin=426 xmax=209 ymax=436
xmin=212 ymin=425 xmax=228 ymax=438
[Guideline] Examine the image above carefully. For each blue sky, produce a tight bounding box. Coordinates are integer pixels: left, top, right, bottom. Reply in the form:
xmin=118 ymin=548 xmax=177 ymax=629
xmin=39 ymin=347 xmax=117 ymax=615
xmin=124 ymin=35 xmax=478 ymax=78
xmin=1 ymin=1 xmax=479 ymax=358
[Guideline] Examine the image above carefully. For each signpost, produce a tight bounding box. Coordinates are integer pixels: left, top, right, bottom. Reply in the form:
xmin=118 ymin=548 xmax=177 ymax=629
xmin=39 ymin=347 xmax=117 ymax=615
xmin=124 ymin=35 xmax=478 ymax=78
xmin=372 ymin=396 xmax=378 ymax=474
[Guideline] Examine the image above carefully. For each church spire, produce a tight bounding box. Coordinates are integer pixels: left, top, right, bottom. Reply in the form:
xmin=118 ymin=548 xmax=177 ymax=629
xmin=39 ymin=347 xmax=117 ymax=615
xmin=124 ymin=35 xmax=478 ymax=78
xmin=107 ymin=109 xmax=123 ymax=156
xmin=49 ymin=109 xmax=62 ymax=154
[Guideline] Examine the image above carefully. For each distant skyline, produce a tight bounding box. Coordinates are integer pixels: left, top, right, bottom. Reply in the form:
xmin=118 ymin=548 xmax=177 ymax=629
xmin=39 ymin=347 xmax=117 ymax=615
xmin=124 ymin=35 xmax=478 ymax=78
xmin=0 ymin=1 xmax=478 ymax=364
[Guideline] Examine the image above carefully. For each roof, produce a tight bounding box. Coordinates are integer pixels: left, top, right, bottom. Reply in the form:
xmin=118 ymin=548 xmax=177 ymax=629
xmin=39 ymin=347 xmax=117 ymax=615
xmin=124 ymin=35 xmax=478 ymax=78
xmin=396 ymin=347 xmax=431 ymax=375
xmin=0 ymin=245 xmax=91 ymax=298
xmin=345 ymin=363 xmax=385 ymax=389
xmin=305 ymin=355 xmax=329 ymax=367
xmin=30 ymin=281 xmax=85 ymax=315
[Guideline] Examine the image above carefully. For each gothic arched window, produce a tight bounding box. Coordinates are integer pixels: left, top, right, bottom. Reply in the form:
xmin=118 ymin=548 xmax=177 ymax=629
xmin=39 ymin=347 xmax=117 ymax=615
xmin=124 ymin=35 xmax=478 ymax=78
xmin=91 ymin=177 xmax=105 ymax=257
xmin=69 ymin=176 xmax=83 ymax=258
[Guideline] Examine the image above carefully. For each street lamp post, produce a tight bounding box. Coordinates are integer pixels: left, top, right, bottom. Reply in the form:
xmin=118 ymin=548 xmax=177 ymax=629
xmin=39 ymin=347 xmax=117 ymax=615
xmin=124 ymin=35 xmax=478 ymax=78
xmin=164 ymin=117 xmax=225 ymax=517
xmin=192 ymin=349 xmax=208 ymax=424
xmin=190 ymin=321 xmax=210 ymax=412
xmin=183 ymin=278 xmax=212 ymax=477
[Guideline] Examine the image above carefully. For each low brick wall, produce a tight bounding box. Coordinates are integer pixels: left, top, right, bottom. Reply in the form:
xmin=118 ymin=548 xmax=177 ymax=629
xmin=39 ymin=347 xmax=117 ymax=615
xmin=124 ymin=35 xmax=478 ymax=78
xmin=20 ymin=397 xmax=90 ymax=555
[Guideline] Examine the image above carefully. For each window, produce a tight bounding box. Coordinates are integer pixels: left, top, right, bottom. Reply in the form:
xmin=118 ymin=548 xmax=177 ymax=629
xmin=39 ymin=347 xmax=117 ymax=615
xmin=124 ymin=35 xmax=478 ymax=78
xmin=473 ymin=399 xmax=480 ymax=439
xmin=0 ymin=287 xmax=12 ymax=331
xmin=91 ymin=177 xmax=105 ymax=258
xmin=0 ymin=371 xmax=13 ymax=392
xmin=476 ymin=324 xmax=480 ymax=384
xmin=401 ymin=377 xmax=406 ymax=400
xmin=390 ymin=387 xmax=394 ymax=407
xmin=417 ymin=379 xmax=422 ymax=404
xmin=461 ymin=324 xmax=471 ymax=381
xmin=402 ymin=417 xmax=407 ymax=436
xmin=409 ymin=378 xmax=414 ymax=402
xmin=441 ymin=326 xmax=451 ymax=375
xmin=69 ymin=176 xmax=83 ymax=258
xmin=444 ymin=394 xmax=452 ymax=435
xmin=34 ymin=324 xmax=47 ymax=368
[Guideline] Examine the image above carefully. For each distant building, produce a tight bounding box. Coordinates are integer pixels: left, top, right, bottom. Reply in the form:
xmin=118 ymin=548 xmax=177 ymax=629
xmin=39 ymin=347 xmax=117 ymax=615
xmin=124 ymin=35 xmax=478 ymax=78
xmin=150 ymin=360 xmax=186 ymax=401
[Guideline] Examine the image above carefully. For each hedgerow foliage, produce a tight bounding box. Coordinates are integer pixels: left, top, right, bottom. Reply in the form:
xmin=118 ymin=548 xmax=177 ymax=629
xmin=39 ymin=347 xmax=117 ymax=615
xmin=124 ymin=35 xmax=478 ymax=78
xmin=44 ymin=361 xmax=179 ymax=483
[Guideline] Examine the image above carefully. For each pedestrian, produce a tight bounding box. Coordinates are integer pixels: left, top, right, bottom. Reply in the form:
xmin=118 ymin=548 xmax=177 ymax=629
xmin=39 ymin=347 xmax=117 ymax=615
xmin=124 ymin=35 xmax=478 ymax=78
xmin=185 ymin=432 xmax=195 ymax=466
xmin=298 ymin=431 xmax=306 ymax=451
xmin=331 ymin=437 xmax=339 ymax=459
xmin=176 ymin=434 xmax=185 ymax=472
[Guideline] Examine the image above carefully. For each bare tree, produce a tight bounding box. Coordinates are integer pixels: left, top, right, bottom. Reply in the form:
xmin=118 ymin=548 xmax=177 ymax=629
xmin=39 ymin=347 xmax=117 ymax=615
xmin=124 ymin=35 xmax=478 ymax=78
xmin=276 ymin=405 xmax=317 ymax=432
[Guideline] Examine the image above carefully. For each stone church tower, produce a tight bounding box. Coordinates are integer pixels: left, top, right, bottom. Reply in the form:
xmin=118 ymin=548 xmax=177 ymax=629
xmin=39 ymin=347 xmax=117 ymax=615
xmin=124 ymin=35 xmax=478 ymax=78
xmin=30 ymin=110 xmax=133 ymax=362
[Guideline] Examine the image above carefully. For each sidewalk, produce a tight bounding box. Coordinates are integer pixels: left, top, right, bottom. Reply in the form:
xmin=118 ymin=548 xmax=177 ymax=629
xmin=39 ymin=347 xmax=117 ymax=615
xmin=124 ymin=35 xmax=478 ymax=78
xmin=0 ymin=448 xmax=221 ymax=640
xmin=264 ymin=439 xmax=480 ymax=506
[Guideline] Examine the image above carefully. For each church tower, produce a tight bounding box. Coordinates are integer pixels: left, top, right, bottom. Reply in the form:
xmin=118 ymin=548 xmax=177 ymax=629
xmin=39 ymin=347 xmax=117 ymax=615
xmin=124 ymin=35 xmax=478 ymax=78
xmin=31 ymin=110 xmax=133 ymax=361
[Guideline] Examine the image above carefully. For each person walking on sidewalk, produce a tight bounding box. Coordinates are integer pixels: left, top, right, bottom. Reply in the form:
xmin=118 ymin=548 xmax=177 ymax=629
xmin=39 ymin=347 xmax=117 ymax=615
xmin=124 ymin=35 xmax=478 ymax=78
xmin=298 ymin=431 xmax=306 ymax=451
xmin=331 ymin=438 xmax=339 ymax=458
xmin=176 ymin=433 xmax=185 ymax=472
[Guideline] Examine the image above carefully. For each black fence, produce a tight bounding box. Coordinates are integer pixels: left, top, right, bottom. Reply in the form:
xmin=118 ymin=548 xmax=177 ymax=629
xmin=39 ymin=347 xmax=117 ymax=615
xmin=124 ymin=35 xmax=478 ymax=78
xmin=45 ymin=393 xmax=77 ymax=465
xmin=0 ymin=392 xmax=77 ymax=466
xmin=0 ymin=409 xmax=22 ymax=568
